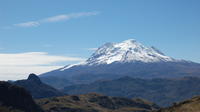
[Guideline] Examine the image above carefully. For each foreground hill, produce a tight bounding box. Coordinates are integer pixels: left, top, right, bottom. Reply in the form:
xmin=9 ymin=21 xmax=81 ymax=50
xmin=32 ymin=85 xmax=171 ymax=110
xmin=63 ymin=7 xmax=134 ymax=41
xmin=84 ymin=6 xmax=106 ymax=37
xmin=14 ymin=73 xmax=64 ymax=99
xmin=63 ymin=76 xmax=200 ymax=106
xmin=37 ymin=93 xmax=159 ymax=112
xmin=40 ymin=39 xmax=200 ymax=88
xmin=0 ymin=81 xmax=43 ymax=112
xmin=157 ymin=96 xmax=200 ymax=112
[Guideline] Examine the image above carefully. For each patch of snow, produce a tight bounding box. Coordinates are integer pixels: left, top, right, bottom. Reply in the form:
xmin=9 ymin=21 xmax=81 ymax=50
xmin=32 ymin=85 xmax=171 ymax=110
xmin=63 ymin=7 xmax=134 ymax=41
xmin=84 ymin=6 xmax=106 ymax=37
xmin=59 ymin=62 xmax=86 ymax=71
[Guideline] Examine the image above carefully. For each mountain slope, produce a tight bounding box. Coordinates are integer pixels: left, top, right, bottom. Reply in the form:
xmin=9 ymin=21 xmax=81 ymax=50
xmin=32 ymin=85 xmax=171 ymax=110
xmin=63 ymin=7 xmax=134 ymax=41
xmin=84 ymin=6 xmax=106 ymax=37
xmin=0 ymin=81 xmax=43 ymax=112
xmin=63 ymin=76 xmax=200 ymax=107
xmin=14 ymin=73 xmax=64 ymax=99
xmin=85 ymin=39 xmax=174 ymax=65
xmin=37 ymin=93 xmax=159 ymax=112
xmin=40 ymin=39 xmax=200 ymax=88
xmin=157 ymin=96 xmax=200 ymax=112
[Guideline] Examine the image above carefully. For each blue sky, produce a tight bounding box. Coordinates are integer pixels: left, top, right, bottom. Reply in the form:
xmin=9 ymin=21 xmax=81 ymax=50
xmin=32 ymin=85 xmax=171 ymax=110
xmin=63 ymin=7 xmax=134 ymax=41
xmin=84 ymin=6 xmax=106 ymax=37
xmin=0 ymin=0 xmax=200 ymax=80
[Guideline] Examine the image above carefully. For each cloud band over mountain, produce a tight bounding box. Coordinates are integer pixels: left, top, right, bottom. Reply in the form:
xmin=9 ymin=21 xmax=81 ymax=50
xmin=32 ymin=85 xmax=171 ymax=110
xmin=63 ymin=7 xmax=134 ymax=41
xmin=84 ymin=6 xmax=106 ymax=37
xmin=13 ymin=11 xmax=99 ymax=27
xmin=0 ymin=52 xmax=85 ymax=80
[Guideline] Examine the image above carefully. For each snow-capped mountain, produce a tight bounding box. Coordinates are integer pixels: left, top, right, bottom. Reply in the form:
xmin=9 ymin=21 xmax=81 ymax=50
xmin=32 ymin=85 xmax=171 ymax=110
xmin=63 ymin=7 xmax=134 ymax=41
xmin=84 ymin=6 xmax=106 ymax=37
xmin=61 ymin=39 xmax=175 ymax=71
xmin=86 ymin=39 xmax=174 ymax=65
xmin=40 ymin=39 xmax=200 ymax=88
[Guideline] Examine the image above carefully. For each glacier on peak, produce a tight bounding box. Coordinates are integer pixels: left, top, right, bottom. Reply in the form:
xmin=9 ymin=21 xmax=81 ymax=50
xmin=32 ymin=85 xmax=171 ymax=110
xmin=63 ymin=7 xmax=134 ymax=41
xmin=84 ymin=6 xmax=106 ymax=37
xmin=60 ymin=39 xmax=175 ymax=71
xmin=86 ymin=39 xmax=174 ymax=64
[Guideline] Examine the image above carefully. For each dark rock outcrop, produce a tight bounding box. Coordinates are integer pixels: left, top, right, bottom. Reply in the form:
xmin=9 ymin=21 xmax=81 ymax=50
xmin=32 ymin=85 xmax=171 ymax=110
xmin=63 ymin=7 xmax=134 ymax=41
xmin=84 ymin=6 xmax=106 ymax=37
xmin=14 ymin=73 xmax=64 ymax=99
xmin=0 ymin=81 xmax=43 ymax=112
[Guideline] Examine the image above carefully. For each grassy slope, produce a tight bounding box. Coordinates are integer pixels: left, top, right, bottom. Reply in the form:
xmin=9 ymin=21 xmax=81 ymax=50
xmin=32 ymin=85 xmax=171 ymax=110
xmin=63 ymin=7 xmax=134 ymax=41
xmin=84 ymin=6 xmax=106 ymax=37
xmin=37 ymin=93 xmax=159 ymax=112
xmin=157 ymin=96 xmax=200 ymax=112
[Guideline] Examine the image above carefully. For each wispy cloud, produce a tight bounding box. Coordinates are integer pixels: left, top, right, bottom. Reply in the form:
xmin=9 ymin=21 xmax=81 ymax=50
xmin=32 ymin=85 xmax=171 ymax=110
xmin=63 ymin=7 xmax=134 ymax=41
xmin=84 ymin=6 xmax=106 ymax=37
xmin=43 ymin=12 xmax=98 ymax=22
xmin=13 ymin=11 xmax=99 ymax=28
xmin=0 ymin=52 xmax=86 ymax=80
xmin=14 ymin=21 xmax=40 ymax=27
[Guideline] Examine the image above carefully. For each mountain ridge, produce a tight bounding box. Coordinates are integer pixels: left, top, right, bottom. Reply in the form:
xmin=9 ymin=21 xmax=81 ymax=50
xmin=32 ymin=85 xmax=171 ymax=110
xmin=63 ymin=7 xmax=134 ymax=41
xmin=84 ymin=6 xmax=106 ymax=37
xmin=85 ymin=39 xmax=175 ymax=65
xmin=63 ymin=76 xmax=200 ymax=107
xmin=40 ymin=39 xmax=200 ymax=88
xmin=14 ymin=73 xmax=64 ymax=99
xmin=61 ymin=39 xmax=177 ymax=70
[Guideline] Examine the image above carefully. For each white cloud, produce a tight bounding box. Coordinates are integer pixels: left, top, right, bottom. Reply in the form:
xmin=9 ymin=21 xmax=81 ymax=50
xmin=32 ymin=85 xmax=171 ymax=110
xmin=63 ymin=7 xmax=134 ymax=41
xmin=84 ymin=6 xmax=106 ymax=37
xmin=0 ymin=52 xmax=85 ymax=66
xmin=43 ymin=12 xmax=99 ymax=22
xmin=0 ymin=52 xmax=85 ymax=80
xmin=13 ymin=11 xmax=99 ymax=28
xmin=0 ymin=66 xmax=62 ymax=81
xmin=44 ymin=15 xmax=70 ymax=22
xmin=14 ymin=21 xmax=40 ymax=27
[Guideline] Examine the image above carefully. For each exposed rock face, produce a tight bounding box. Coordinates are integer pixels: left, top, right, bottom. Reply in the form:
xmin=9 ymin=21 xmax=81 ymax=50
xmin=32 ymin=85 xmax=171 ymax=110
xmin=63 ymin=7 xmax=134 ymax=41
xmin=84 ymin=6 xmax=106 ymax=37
xmin=14 ymin=74 xmax=64 ymax=99
xmin=28 ymin=73 xmax=42 ymax=84
xmin=0 ymin=81 xmax=43 ymax=112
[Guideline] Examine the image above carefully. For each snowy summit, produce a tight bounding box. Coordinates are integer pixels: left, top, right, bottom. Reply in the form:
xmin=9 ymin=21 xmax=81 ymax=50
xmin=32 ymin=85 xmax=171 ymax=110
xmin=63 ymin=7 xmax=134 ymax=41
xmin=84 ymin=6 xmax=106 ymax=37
xmin=86 ymin=39 xmax=174 ymax=65
xmin=61 ymin=39 xmax=175 ymax=71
